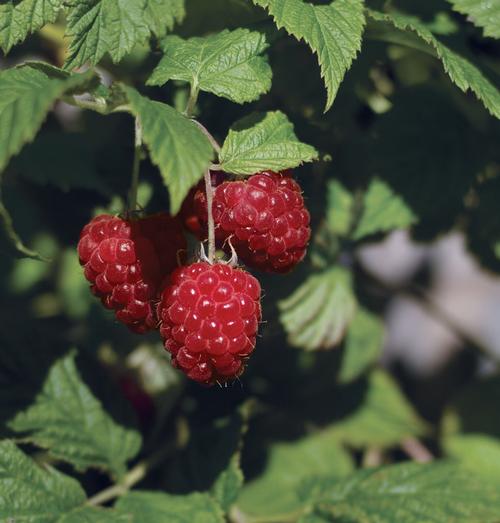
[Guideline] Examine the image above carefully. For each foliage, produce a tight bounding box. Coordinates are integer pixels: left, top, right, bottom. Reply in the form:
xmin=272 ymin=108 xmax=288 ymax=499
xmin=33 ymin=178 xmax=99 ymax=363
xmin=0 ymin=0 xmax=499 ymax=521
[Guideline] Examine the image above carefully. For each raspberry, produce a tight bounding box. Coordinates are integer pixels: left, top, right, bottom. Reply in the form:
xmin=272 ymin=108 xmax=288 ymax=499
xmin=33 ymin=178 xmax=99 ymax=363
xmin=190 ymin=170 xmax=311 ymax=273
xmin=158 ymin=262 xmax=262 ymax=385
xmin=78 ymin=213 xmax=186 ymax=333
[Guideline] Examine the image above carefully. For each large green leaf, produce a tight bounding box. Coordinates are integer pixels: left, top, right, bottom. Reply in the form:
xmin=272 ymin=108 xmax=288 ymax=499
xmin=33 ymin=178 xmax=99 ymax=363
xmin=252 ymin=0 xmax=365 ymax=111
xmin=122 ymin=86 xmax=213 ymax=214
xmin=0 ymin=64 xmax=94 ymax=172
xmin=237 ymin=431 xmax=353 ymax=519
xmin=64 ymin=0 xmax=185 ymax=69
xmin=0 ymin=0 xmax=63 ymax=53
xmin=148 ymin=29 xmax=272 ymax=104
xmin=0 ymin=440 xmax=86 ymax=523
xmin=8 ymin=351 xmax=142 ymax=479
xmin=353 ymin=178 xmax=417 ymax=240
xmin=330 ymin=369 xmax=426 ymax=448
xmin=115 ymin=492 xmax=224 ymax=523
xmin=447 ymin=0 xmax=500 ymax=38
xmin=219 ymin=111 xmax=318 ymax=175
xmin=367 ymin=10 xmax=500 ymax=119
xmin=338 ymin=308 xmax=384 ymax=384
xmin=306 ymin=461 xmax=500 ymax=522
xmin=279 ymin=266 xmax=356 ymax=350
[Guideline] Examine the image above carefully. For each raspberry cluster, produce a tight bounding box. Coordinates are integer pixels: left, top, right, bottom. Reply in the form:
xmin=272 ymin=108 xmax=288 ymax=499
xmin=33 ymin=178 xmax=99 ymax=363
xmin=78 ymin=169 xmax=310 ymax=384
xmin=78 ymin=213 xmax=185 ymax=333
xmin=158 ymin=262 xmax=261 ymax=384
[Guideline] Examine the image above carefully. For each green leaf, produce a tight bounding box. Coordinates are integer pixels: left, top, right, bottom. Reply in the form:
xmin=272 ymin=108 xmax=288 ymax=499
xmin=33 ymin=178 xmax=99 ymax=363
xmin=0 ymin=64 xmax=94 ymax=172
xmin=115 ymin=491 xmax=224 ymax=523
xmin=122 ymin=86 xmax=213 ymax=214
xmin=58 ymin=506 xmax=132 ymax=523
xmin=279 ymin=266 xmax=356 ymax=351
xmin=307 ymin=461 xmax=500 ymax=522
xmin=0 ymin=440 xmax=86 ymax=522
xmin=64 ymin=0 xmax=185 ymax=69
xmin=330 ymin=370 xmax=426 ymax=448
xmin=0 ymin=0 xmax=63 ymax=53
xmin=148 ymin=29 xmax=272 ymax=104
xmin=338 ymin=308 xmax=384 ymax=384
xmin=8 ymin=350 xmax=142 ymax=479
xmin=252 ymin=0 xmax=365 ymax=111
xmin=447 ymin=0 xmax=500 ymax=38
xmin=219 ymin=111 xmax=318 ymax=175
xmin=237 ymin=431 xmax=353 ymax=519
xmin=143 ymin=0 xmax=185 ymax=39
xmin=326 ymin=180 xmax=354 ymax=237
xmin=353 ymin=178 xmax=417 ymax=240
xmin=367 ymin=10 xmax=500 ymax=119
xmin=444 ymin=434 xmax=500 ymax=486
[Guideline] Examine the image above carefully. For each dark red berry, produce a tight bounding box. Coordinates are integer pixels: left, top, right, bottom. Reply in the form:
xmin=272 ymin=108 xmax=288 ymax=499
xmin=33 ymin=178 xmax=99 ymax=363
xmin=78 ymin=213 xmax=186 ymax=333
xmin=158 ymin=262 xmax=262 ymax=385
xmin=190 ymin=170 xmax=311 ymax=273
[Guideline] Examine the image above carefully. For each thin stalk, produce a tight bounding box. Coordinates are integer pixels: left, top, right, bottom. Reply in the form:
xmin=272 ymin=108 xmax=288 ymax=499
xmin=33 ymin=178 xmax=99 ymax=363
xmin=86 ymin=438 xmax=177 ymax=506
xmin=128 ymin=118 xmax=142 ymax=211
xmin=193 ymin=119 xmax=221 ymax=154
xmin=185 ymin=83 xmax=200 ymax=118
xmin=204 ymin=169 xmax=216 ymax=263
xmin=0 ymin=199 xmax=48 ymax=262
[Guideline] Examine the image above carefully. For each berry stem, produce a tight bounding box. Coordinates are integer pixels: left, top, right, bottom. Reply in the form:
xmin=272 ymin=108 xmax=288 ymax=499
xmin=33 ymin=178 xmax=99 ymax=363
xmin=193 ymin=119 xmax=221 ymax=154
xmin=128 ymin=117 xmax=142 ymax=211
xmin=204 ymin=169 xmax=216 ymax=263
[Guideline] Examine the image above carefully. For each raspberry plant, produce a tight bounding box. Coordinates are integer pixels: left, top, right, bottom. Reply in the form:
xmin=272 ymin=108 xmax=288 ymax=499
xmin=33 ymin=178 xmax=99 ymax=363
xmin=1 ymin=0 xmax=500 ymax=522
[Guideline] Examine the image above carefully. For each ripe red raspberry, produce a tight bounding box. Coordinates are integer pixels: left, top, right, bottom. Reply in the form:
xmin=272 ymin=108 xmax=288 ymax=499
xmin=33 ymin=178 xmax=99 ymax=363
xmin=158 ymin=262 xmax=262 ymax=385
xmin=191 ymin=170 xmax=311 ymax=273
xmin=77 ymin=213 xmax=186 ymax=333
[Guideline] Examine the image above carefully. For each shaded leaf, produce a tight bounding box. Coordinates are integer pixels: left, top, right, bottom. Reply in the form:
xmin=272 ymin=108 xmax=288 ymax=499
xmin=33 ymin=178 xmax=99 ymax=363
xmin=58 ymin=506 xmax=132 ymax=522
xmin=0 ymin=64 xmax=94 ymax=172
xmin=447 ymin=0 xmax=500 ymax=38
xmin=8 ymin=350 xmax=142 ymax=479
xmin=330 ymin=370 xmax=427 ymax=448
xmin=237 ymin=431 xmax=353 ymax=518
xmin=326 ymin=179 xmax=354 ymax=237
xmin=279 ymin=266 xmax=356 ymax=350
xmin=122 ymin=86 xmax=213 ymax=214
xmin=148 ymin=29 xmax=272 ymax=104
xmin=0 ymin=440 xmax=86 ymax=522
xmin=338 ymin=308 xmax=384 ymax=384
xmin=252 ymin=0 xmax=365 ymax=111
xmin=367 ymin=10 xmax=500 ymax=119
xmin=353 ymin=178 xmax=417 ymax=240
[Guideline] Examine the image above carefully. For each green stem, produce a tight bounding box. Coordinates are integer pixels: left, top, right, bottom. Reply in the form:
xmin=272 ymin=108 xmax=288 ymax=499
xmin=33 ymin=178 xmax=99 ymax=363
xmin=86 ymin=437 xmax=177 ymax=506
xmin=0 ymin=198 xmax=48 ymax=262
xmin=128 ymin=118 xmax=142 ymax=212
xmin=185 ymin=83 xmax=200 ymax=118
